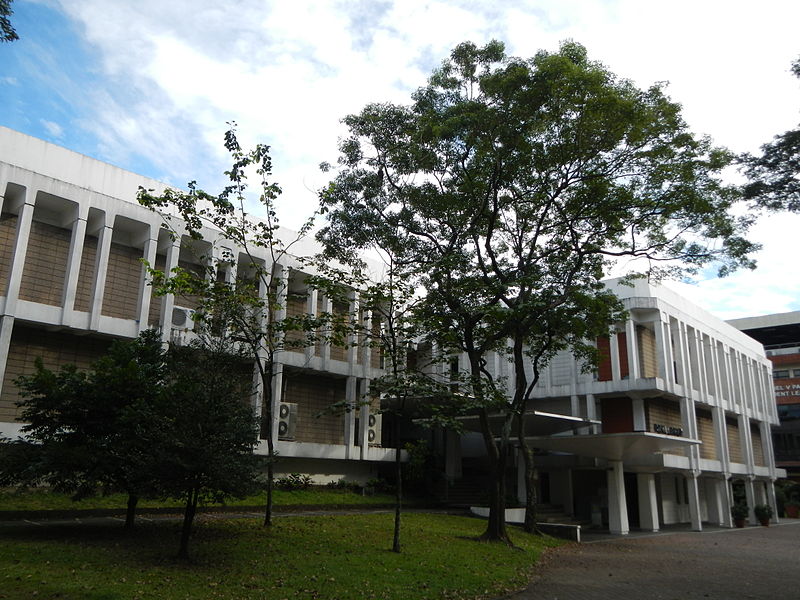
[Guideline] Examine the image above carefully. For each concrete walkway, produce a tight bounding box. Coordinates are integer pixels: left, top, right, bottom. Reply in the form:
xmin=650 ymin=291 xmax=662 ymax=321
xmin=512 ymin=521 xmax=800 ymax=600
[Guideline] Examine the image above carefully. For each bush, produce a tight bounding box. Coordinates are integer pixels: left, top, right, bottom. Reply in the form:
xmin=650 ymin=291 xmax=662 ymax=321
xmin=754 ymin=503 xmax=774 ymax=521
xmin=275 ymin=473 xmax=313 ymax=491
xmin=326 ymin=478 xmax=362 ymax=492
xmin=730 ymin=503 xmax=749 ymax=520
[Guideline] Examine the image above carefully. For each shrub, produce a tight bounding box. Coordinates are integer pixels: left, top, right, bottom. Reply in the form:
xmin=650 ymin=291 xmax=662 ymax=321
xmin=275 ymin=473 xmax=313 ymax=491
xmin=754 ymin=503 xmax=774 ymax=521
xmin=730 ymin=503 xmax=749 ymax=520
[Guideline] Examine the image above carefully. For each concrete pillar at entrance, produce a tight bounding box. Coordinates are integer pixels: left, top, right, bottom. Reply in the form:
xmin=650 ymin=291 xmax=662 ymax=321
xmin=766 ymin=480 xmax=779 ymax=525
xmin=705 ymin=478 xmax=726 ymax=526
xmin=607 ymin=460 xmax=629 ymax=535
xmin=745 ymin=478 xmax=756 ymax=525
xmin=687 ymin=475 xmax=703 ymax=531
xmin=637 ymin=473 xmax=659 ymax=532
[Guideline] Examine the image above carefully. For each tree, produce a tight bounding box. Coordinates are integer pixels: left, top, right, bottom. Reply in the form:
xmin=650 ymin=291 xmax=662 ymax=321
xmin=741 ymin=57 xmax=800 ymax=212
xmin=319 ymin=40 xmax=755 ymax=543
xmin=10 ymin=330 xmax=168 ymax=529
xmin=157 ymin=341 xmax=260 ymax=560
xmin=138 ymin=125 xmax=340 ymax=527
xmin=0 ymin=0 xmax=18 ymax=43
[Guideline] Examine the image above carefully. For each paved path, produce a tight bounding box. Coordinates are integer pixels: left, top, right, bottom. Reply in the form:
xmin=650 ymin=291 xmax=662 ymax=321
xmin=512 ymin=521 xmax=800 ymax=600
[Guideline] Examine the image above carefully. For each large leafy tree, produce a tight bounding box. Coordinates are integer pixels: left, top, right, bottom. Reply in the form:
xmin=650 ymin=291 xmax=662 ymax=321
xmin=319 ymin=40 xmax=755 ymax=543
xmin=158 ymin=342 xmax=260 ymax=560
xmin=742 ymin=57 xmax=800 ymax=212
xmin=10 ymin=330 xmax=168 ymax=529
xmin=138 ymin=125 xmax=342 ymax=527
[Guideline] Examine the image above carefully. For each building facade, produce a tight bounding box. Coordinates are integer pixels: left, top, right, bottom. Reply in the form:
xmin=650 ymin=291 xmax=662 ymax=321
xmin=1 ymin=128 xmax=785 ymax=532
xmin=729 ymin=311 xmax=800 ymax=481
xmin=0 ymin=126 xmax=394 ymax=483
xmin=452 ymin=279 xmax=784 ymax=533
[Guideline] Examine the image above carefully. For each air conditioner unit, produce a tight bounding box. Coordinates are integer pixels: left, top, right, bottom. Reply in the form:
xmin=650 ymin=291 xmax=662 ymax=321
xmin=171 ymin=307 xmax=195 ymax=330
xmin=367 ymin=412 xmax=382 ymax=446
xmin=278 ymin=402 xmax=298 ymax=440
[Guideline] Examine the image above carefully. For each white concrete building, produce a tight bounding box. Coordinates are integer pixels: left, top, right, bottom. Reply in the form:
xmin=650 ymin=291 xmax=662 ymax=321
xmin=455 ymin=278 xmax=785 ymax=533
xmin=0 ymin=126 xmax=394 ymax=482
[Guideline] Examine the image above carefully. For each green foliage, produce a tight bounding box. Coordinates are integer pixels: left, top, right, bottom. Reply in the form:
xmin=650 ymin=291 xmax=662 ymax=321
xmin=275 ymin=473 xmax=314 ymax=491
xmin=319 ymin=39 xmax=755 ymax=540
xmin=0 ymin=0 xmax=18 ymax=43
xmin=8 ymin=330 xmax=168 ymax=511
xmin=741 ymin=55 xmax=800 ymax=212
xmin=730 ymin=503 xmax=749 ymax=520
xmin=753 ymin=503 xmax=774 ymax=521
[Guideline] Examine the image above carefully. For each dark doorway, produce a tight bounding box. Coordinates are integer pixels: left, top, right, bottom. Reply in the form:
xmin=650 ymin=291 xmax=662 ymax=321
xmin=624 ymin=472 xmax=640 ymax=528
xmin=540 ymin=472 xmax=551 ymax=504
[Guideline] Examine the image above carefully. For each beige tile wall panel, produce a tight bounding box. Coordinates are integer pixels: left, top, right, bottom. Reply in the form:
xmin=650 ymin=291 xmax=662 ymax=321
xmin=750 ymin=424 xmax=765 ymax=466
xmin=370 ymin=317 xmax=382 ymax=369
xmin=172 ymin=260 xmax=205 ymax=310
xmin=726 ymin=417 xmax=744 ymax=463
xmin=18 ymin=220 xmax=71 ymax=306
xmin=646 ymin=398 xmax=683 ymax=454
xmin=101 ymin=243 xmax=142 ymax=319
xmin=73 ymin=235 xmax=98 ymax=312
xmin=147 ymin=254 xmax=166 ymax=328
xmin=0 ymin=213 xmax=17 ymax=296
xmin=314 ymin=296 xmax=324 ymax=356
xmin=284 ymin=294 xmax=307 ymax=353
xmin=637 ymin=326 xmax=658 ymax=378
xmin=695 ymin=408 xmax=717 ymax=460
xmin=329 ymin=301 xmax=349 ymax=362
xmin=283 ymin=374 xmax=346 ymax=445
xmin=0 ymin=326 xmax=110 ymax=421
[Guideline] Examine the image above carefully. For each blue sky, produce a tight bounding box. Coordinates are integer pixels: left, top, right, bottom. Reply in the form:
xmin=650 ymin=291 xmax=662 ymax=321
xmin=1 ymin=0 xmax=800 ymax=318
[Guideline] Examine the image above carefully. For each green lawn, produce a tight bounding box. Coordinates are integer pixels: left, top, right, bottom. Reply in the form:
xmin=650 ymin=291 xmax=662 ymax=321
xmin=0 ymin=487 xmax=398 ymax=513
xmin=0 ymin=513 xmax=560 ymax=599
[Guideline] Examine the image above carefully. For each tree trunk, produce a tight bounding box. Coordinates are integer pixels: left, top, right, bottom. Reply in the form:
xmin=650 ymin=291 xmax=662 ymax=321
xmin=516 ymin=415 xmax=539 ymax=534
xmin=261 ymin=367 xmax=275 ymax=527
xmin=124 ymin=493 xmax=138 ymax=530
xmin=178 ymin=488 xmax=198 ymax=560
xmin=480 ymin=442 xmax=511 ymax=544
xmin=392 ymin=417 xmax=402 ymax=553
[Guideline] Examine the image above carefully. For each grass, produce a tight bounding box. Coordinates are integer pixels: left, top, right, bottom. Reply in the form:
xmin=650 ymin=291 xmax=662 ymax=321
xmin=0 ymin=487 xmax=398 ymax=513
xmin=0 ymin=513 xmax=561 ymax=599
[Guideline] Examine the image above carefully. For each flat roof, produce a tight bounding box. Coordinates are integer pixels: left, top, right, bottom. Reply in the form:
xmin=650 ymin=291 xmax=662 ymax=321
xmin=728 ymin=311 xmax=800 ymax=346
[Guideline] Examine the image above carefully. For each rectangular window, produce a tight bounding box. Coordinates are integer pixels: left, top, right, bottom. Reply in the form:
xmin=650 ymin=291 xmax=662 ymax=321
xmin=774 ymin=370 xmax=790 ymax=379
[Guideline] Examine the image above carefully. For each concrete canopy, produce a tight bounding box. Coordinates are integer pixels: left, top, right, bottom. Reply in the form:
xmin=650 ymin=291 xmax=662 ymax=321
xmin=525 ymin=431 xmax=700 ymax=461
xmin=458 ymin=410 xmax=600 ymax=437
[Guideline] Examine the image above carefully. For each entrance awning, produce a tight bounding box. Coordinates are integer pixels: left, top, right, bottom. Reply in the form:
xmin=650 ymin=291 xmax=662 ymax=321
xmin=458 ymin=410 xmax=600 ymax=437
xmin=525 ymin=431 xmax=700 ymax=461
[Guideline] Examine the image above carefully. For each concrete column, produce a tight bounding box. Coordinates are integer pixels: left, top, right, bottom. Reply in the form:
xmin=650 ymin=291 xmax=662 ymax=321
xmin=609 ymin=331 xmax=621 ymax=381
xmin=269 ymin=362 xmax=284 ymax=444
xmin=653 ymin=314 xmax=673 ymax=388
xmin=637 ymin=473 xmax=659 ymax=532
xmin=712 ymin=406 xmax=731 ymax=472
xmin=136 ymin=235 xmax=157 ymax=333
xmin=4 ymin=194 xmax=36 ymax=315
xmin=744 ymin=478 xmax=756 ymax=525
xmin=586 ymin=394 xmax=598 ymax=434
xmin=89 ymin=218 xmax=114 ymax=331
xmin=359 ymin=379 xmax=370 ymax=459
xmin=686 ymin=474 xmax=703 ymax=531
xmin=347 ymin=291 xmax=359 ymax=371
xmin=705 ymin=478 xmax=725 ymax=526
xmin=344 ymin=376 xmax=357 ymax=458
xmin=304 ymin=288 xmax=319 ymax=364
xmin=362 ymin=309 xmax=373 ymax=373
xmin=632 ymin=397 xmax=646 ymax=431
xmin=570 ymin=394 xmax=580 ymax=417
xmin=607 ymin=460 xmax=629 ymax=535
xmin=320 ymin=295 xmax=332 ymax=368
xmin=159 ymin=241 xmax=180 ymax=343
xmin=0 ymin=315 xmax=15 ymax=403
xmin=60 ymin=206 xmax=88 ymax=323
xmin=766 ymin=480 xmax=779 ymax=524
xmin=624 ymin=317 xmax=640 ymax=380
xmin=445 ymin=429 xmax=461 ymax=480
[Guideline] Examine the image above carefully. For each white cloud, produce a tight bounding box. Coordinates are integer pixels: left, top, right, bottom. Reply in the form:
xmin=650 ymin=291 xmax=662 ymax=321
xmin=41 ymin=0 xmax=800 ymax=319
xmin=40 ymin=119 xmax=64 ymax=138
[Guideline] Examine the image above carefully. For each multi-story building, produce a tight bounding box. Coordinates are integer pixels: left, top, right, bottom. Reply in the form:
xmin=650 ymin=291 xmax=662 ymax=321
xmin=0 ymin=126 xmax=394 ymax=483
xmin=728 ymin=311 xmax=800 ymax=481
xmin=454 ymin=279 xmax=784 ymax=533
xmin=1 ymin=127 xmax=785 ymax=533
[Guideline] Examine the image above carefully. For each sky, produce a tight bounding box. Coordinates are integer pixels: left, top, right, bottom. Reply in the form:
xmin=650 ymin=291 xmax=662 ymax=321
xmin=1 ymin=0 xmax=799 ymax=320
